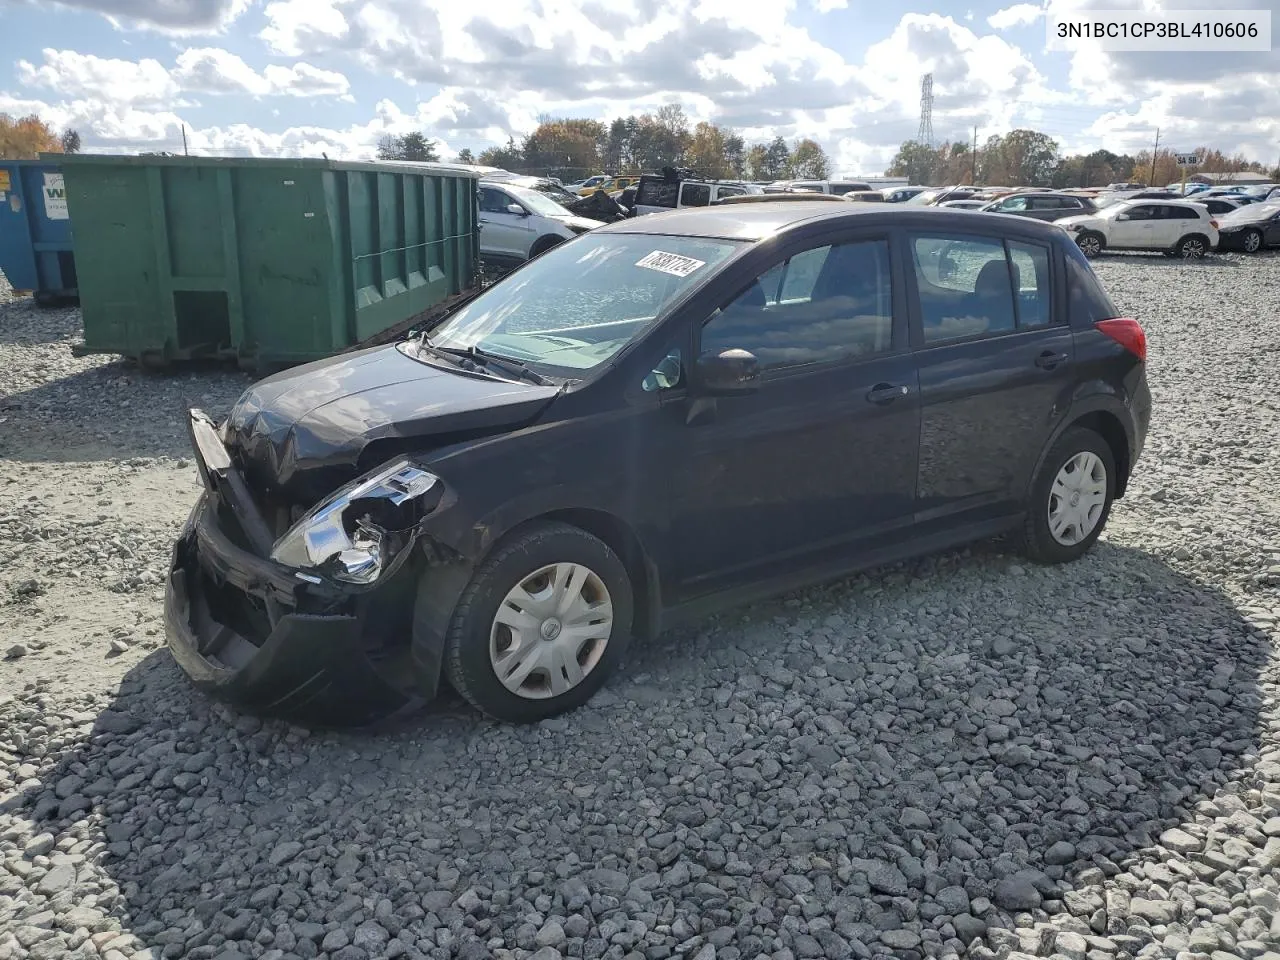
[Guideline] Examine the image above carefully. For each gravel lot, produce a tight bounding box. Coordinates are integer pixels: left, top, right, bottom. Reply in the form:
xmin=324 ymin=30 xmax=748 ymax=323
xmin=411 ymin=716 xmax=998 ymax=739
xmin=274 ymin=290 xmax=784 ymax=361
xmin=1 ymin=253 xmax=1279 ymax=960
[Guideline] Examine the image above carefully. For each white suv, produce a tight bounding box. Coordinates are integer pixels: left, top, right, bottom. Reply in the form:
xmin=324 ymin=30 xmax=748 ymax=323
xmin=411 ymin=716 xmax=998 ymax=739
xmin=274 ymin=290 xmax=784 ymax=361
xmin=477 ymin=182 xmax=603 ymax=267
xmin=1056 ymin=199 xmax=1219 ymax=259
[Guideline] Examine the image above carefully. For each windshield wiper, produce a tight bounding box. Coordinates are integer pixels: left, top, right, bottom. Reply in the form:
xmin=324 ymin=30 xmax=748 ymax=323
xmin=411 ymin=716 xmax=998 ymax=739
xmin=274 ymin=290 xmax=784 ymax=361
xmin=422 ymin=339 xmax=553 ymax=386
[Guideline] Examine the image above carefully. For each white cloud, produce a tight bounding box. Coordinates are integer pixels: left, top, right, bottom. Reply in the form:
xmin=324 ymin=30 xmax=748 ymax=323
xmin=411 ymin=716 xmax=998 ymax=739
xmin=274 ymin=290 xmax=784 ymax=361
xmin=988 ymin=3 xmax=1043 ymax=30
xmin=40 ymin=0 xmax=253 ymax=33
xmin=19 ymin=47 xmax=352 ymax=105
xmin=811 ymin=0 xmax=848 ymax=12
xmin=17 ymin=49 xmax=179 ymax=106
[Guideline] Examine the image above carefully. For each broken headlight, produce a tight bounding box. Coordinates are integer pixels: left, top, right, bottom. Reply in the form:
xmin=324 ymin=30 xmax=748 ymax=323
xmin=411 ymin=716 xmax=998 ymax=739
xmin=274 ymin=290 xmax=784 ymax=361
xmin=270 ymin=460 xmax=441 ymax=585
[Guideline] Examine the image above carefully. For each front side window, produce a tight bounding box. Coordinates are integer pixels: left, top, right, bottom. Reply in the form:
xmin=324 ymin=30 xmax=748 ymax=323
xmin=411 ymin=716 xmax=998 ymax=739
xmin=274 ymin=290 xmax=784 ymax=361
xmin=701 ymin=239 xmax=894 ymax=371
xmin=911 ymin=234 xmax=1053 ymax=342
xmin=480 ymin=187 xmax=515 ymax=214
xmin=419 ymin=234 xmax=741 ymax=376
xmin=1001 ymin=196 xmax=1029 ymax=211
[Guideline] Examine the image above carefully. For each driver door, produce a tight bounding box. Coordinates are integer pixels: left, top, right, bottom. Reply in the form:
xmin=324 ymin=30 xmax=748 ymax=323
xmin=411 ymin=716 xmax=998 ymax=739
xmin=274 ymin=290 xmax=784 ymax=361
xmin=478 ymin=187 xmax=534 ymax=259
xmin=654 ymin=230 xmax=921 ymax=600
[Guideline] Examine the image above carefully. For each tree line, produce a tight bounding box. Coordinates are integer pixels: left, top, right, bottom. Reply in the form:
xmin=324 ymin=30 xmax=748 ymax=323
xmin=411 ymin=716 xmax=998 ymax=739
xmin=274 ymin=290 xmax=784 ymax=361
xmin=451 ymin=105 xmax=830 ymax=182
xmin=888 ymin=130 xmax=1280 ymax=189
xmin=0 ymin=114 xmax=80 ymax=159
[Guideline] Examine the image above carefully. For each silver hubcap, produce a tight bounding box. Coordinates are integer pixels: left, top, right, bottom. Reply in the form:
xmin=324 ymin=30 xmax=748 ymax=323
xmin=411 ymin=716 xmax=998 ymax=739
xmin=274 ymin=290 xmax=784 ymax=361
xmin=1181 ymin=239 xmax=1204 ymax=258
xmin=1048 ymin=452 xmax=1108 ymax=546
xmin=1245 ymin=232 xmax=1261 ymax=252
xmin=1079 ymin=236 xmax=1100 ymax=256
xmin=490 ymin=562 xmax=613 ymax=700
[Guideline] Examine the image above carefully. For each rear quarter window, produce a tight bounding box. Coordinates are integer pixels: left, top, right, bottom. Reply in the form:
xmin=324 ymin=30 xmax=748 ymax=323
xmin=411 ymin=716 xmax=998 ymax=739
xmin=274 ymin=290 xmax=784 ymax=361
xmin=1065 ymin=245 xmax=1121 ymax=323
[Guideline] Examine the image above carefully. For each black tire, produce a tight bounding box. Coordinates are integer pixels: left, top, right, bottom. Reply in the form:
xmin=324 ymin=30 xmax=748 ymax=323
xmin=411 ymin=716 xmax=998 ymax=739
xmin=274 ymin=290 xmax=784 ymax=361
xmin=1174 ymin=234 xmax=1209 ymax=259
xmin=528 ymin=235 xmax=565 ymax=259
xmin=1241 ymin=228 xmax=1264 ymax=254
xmin=442 ymin=521 xmax=633 ymax=722
xmin=1017 ymin=427 xmax=1117 ymax=565
xmin=1075 ymin=231 xmax=1104 ymax=259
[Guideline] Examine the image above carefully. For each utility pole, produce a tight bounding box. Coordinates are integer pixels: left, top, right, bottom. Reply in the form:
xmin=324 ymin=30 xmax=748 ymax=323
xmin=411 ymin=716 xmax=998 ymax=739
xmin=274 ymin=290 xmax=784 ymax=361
xmin=1149 ymin=127 xmax=1159 ymax=186
xmin=972 ymin=125 xmax=978 ymax=185
xmin=181 ymin=124 xmax=189 ymax=156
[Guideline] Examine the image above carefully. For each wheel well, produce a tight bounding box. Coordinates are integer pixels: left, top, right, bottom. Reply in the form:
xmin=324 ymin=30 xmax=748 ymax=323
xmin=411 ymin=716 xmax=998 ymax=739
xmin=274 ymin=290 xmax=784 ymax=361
xmin=530 ymin=234 xmax=565 ymax=257
xmin=1071 ymin=411 xmax=1131 ymax=498
xmin=1178 ymin=232 xmax=1209 ymax=247
xmin=534 ymin=508 xmax=658 ymax=639
xmin=1080 ymin=229 xmax=1105 ymax=247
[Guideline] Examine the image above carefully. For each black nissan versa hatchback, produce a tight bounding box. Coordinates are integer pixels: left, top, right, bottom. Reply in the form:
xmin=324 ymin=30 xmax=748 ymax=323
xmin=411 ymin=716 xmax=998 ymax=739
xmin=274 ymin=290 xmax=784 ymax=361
xmin=166 ymin=203 xmax=1151 ymax=726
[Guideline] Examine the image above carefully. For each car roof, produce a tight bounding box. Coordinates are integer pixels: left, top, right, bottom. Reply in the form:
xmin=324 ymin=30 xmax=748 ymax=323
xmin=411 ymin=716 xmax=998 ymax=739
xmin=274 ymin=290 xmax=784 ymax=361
xmin=592 ymin=202 xmax=1070 ymax=242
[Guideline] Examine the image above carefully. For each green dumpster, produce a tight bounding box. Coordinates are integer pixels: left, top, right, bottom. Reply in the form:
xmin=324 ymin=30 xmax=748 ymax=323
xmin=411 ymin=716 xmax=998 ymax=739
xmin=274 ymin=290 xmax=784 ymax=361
xmin=59 ymin=154 xmax=479 ymax=369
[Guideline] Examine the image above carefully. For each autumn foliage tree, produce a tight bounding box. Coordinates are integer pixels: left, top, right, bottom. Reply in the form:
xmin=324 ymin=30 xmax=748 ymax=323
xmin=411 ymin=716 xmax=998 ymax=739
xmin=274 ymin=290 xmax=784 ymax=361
xmin=0 ymin=114 xmax=71 ymax=159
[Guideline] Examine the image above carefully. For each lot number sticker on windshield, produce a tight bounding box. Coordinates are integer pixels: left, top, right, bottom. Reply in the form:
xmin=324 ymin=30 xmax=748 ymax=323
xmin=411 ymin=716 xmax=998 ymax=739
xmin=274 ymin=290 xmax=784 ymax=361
xmin=636 ymin=250 xmax=706 ymax=277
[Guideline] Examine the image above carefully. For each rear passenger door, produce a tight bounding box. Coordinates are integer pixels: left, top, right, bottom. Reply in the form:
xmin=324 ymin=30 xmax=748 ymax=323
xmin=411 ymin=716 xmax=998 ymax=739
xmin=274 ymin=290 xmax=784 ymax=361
xmin=906 ymin=231 xmax=1074 ymax=524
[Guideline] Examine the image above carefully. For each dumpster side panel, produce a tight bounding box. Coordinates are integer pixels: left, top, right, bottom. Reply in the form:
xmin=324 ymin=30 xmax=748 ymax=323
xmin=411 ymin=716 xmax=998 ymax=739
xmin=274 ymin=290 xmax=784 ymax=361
xmin=0 ymin=160 xmax=77 ymax=299
xmin=234 ymin=167 xmax=335 ymax=362
xmin=64 ymin=163 xmax=165 ymax=353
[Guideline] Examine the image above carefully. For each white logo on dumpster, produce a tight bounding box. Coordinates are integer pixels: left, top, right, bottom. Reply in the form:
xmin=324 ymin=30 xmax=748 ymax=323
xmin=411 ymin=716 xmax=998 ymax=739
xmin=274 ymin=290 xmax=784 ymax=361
xmin=635 ymin=250 xmax=706 ymax=277
xmin=43 ymin=173 xmax=68 ymax=220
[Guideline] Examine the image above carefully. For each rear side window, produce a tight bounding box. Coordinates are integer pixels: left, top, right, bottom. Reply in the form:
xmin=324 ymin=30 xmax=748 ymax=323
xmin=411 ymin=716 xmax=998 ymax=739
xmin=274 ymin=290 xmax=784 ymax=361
xmin=1065 ymin=246 xmax=1120 ymax=323
xmin=1007 ymin=241 xmax=1051 ymax=328
xmin=636 ymin=179 xmax=678 ymax=208
xmin=910 ymin=235 xmax=1054 ymax=342
xmin=681 ymin=183 xmax=711 ymax=207
xmin=1168 ymin=205 xmax=1200 ymax=219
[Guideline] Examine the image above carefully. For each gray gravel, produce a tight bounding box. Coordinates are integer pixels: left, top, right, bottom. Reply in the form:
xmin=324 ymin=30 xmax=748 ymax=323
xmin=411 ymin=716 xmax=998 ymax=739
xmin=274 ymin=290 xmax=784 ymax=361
xmin=1 ymin=253 xmax=1279 ymax=960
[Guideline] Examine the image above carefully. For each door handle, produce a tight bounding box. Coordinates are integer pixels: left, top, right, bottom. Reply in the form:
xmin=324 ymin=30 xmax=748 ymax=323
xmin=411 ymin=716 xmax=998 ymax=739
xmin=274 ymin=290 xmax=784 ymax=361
xmin=1035 ymin=351 xmax=1068 ymax=370
xmin=866 ymin=383 xmax=910 ymax=404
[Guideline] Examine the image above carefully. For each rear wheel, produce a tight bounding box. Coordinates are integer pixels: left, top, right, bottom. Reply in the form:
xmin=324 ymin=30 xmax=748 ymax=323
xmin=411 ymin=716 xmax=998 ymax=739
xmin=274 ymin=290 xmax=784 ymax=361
xmin=1017 ymin=427 xmax=1116 ymax=565
xmin=1075 ymin=231 xmax=1103 ymax=259
xmin=442 ymin=521 xmax=633 ymax=722
xmin=1175 ymin=234 xmax=1208 ymax=259
xmin=1241 ymin=228 xmax=1263 ymax=253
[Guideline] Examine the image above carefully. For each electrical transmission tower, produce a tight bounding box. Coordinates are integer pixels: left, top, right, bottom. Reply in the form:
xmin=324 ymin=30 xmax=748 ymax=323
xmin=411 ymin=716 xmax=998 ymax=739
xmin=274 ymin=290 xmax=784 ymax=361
xmin=917 ymin=73 xmax=934 ymax=147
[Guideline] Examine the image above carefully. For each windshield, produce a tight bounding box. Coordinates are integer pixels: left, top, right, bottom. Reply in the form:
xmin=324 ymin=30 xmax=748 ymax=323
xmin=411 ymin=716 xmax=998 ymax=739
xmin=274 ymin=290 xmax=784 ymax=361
xmin=422 ymin=233 xmax=741 ymax=375
xmin=506 ymin=185 xmax=574 ymax=218
xmin=1223 ymin=200 xmax=1280 ymax=222
xmin=906 ymin=189 xmax=941 ymax=206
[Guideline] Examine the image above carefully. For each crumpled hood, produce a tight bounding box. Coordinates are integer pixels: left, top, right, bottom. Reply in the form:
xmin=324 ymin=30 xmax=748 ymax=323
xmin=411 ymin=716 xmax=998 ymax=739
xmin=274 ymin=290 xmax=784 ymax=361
xmin=225 ymin=343 xmax=560 ymax=502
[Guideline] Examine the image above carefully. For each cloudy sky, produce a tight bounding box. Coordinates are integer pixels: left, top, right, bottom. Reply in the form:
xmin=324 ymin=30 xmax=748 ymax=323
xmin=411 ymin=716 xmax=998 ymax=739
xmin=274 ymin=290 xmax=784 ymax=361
xmin=2 ymin=0 xmax=1277 ymax=174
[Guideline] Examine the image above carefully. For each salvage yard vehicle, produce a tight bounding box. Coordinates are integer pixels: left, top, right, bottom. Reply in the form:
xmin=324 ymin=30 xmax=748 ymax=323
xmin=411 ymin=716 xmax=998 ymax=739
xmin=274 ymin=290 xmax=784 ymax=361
xmin=476 ymin=181 xmax=603 ymax=267
xmin=1057 ymin=198 xmax=1219 ymax=259
xmin=166 ymin=203 xmax=1150 ymax=726
xmin=631 ymin=174 xmax=761 ymax=214
xmin=1213 ymin=201 xmax=1280 ymax=253
xmin=981 ymin=192 xmax=1098 ymax=222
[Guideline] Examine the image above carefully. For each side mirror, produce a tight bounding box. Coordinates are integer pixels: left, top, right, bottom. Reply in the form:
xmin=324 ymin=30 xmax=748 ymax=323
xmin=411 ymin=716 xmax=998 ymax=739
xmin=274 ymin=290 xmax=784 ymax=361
xmin=696 ymin=348 xmax=760 ymax=395
xmin=1114 ymin=213 xmax=1130 ymax=221
xmin=506 ymin=203 xmax=527 ymax=216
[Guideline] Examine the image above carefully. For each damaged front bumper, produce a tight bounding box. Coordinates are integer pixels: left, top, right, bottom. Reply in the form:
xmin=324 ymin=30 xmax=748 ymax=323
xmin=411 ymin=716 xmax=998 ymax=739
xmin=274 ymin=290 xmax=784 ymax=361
xmin=164 ymin=410 xmax=441 ymax=726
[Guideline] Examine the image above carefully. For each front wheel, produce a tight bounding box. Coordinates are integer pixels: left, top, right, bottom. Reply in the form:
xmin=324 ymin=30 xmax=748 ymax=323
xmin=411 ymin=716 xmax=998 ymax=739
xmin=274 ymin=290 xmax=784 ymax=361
xmin=1241 ymin=229 xmax=1263 ymax=254
xmin=1017 ymin=427 xmax=1116 ymax=565
xmin=442 ymin=521 xmax=633 ymax=722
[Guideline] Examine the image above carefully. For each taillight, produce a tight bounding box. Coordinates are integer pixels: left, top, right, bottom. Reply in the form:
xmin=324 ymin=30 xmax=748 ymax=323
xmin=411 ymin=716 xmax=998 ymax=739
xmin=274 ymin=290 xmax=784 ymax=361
xmin=1210 ymin=219 xmax=1219 ymax=229
xmin=1095 ymin=317 xmax=1146 ymax=361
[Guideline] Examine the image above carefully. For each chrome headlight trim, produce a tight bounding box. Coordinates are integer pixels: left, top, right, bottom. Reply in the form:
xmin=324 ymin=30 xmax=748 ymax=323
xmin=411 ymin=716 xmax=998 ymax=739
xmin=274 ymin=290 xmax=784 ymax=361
xmin=269 ymin=460 xmax=439 ymax=584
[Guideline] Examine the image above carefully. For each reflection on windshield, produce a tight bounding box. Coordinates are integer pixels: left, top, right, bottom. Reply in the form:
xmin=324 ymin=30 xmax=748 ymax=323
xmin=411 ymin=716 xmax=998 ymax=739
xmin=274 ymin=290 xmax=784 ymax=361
xmin=424 ymin=234 xmax=741 ymax=374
